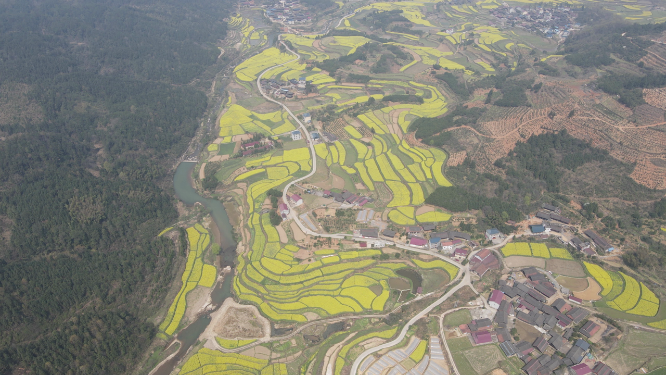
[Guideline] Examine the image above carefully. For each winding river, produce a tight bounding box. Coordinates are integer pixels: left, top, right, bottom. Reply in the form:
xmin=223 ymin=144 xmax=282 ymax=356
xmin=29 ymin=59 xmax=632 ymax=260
xmin=151 ymin=162 xmax=237 ymax=375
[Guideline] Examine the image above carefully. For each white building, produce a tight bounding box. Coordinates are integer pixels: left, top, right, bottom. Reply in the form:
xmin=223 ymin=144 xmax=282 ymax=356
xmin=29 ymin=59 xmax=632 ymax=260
xmin=291 ymin=130 xmax=302 ymax=141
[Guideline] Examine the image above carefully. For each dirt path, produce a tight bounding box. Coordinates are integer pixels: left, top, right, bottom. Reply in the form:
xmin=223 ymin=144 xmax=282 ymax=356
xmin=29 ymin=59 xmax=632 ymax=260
xmin=199 ymin=162 xmax=207 ymax=180
xmin=323 ymin=332 xmax=357 ymax=375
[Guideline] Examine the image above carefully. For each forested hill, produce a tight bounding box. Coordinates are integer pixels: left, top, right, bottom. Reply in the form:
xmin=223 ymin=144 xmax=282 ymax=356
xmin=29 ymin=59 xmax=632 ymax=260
xmin=0 ymin=0 xmax=232 ymax=373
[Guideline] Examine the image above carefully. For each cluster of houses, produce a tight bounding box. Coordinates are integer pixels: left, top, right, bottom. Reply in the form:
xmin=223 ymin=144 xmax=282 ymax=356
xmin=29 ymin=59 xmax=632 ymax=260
xmin=531 ymin=204 xmax=572 ymax=235
xmin=263 ymin=0 xmax=312 ymax=25
xmin=469 ymin=248 xmax=500 ymax=277
xmin=457 ymin=267 xmax=619 ymax=375
xmin=567 ymin=230 xmax=614 ymax=257
xmin=489 ymin=5 xmax=578 ymax=40
xmin=323 ymin=190 xmax=372 ymax=207
xmin=240 ymin=139 xmax=274 ymax=156
xmin=260 ymin=77 xmax=311 ymax=99
xmin=402 ymin=227 xmax=470 ymax=250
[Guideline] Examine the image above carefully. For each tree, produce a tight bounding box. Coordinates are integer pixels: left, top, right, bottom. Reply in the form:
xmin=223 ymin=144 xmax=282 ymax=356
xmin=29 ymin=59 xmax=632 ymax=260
xmin=485 ymin=89 xmax=493 ymax=104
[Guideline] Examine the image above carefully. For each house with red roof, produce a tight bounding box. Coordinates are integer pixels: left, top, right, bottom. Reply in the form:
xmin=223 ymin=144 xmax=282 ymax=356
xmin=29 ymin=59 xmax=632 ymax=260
xmin=569 ymin=295 xmax=583 ymax=304
xmin=278 ymin=203 xmax=289 ymax=219
xmin=571 ymin=363 xmax=592 ymax=375
xmin=472 ymin=331 xmax=493 ymax=345
xmin=580 ymin=321 xmax=601 ymax=338
xmin=488 ymin=289 xmax=504 ymax=309
xmin=291 ymin=194 xmax=303 ymax=206
xmin=409 ymin=237 xmax=428 ymax=248
xmin=453 ymin=247 xmax=469 ymax=261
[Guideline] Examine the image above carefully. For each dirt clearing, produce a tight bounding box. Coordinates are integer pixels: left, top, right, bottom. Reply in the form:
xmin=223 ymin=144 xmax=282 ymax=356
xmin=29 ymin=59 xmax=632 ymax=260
xmin=573 ymin=277 xmax=602 ymax=301
xmin=212 ymin=298 xmax=269 ymax=339
xmin=415 ymin=205 xmax=435 ymax=216
xmin=276 ymin=224 xmax=288 ymax=243
xmin=291 ymin=221 xmax=307 ymax=241
xmin=556 ymin=276 xmax=588 ymax=292
xmin=515 ymin=320 xmax=541 ymax=343
xmin=199 ymin=163 xmax=207 ymax=180
xmin=546 ymin=259 xmax=585 ymax=277
xmin=331 ymin=173 xmax=345 ymax=189
xmin=503 ymin=256 xmax=545 ymax=269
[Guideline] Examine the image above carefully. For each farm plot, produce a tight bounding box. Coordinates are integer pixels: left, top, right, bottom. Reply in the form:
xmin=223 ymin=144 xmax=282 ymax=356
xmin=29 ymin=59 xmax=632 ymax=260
xmin=585 ymin=263 xmax=661 ymax=316
xmin=219 ymin=104 xmax=297 ymax=137
xmin=159 ymin=224 xmax=216 ymax=336
xmin=546 ymin=259 xmax=585 ymax=277
xmin=501 ymin=242 xmax=573 ymax=260
xmin=233 ymin=47 xmax=294 ymax=82
xmin=178 ymin=348 xmax=287 ymax=375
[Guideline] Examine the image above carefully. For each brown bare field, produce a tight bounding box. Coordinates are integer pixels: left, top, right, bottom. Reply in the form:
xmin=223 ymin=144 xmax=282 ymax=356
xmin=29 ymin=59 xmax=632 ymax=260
xmin=290 ymin=221 xmax=306 ymax=241
xmin=415 ymin=205 xmax=435 ymax=216
xmin=503 ymin=256 xmax=545 ymax=269
xmin=241 ymin=345 xmax=272 ymax=360
xmin=556 ymin=276 xmax=588 ymax=292
xmin=331 ymin=173 xmax=345 ymax=189
xmin=199 ymin=163 xmax=207 ymax=180
xmin=515 ymin=320 xmax=541 ymax=343
xmin=644 ymin=88 xmax=666 ymax=110
xmin=573 ymin=277 xmax=602 ymax=301
xmin=293 ymin=247 xmax=312 ymax=260
xmin=213 ymin=300 xmax=268 ymax=339
xmin=388 ymin=277 xmax=411 ymax=290
xmin=447 ymin=151 xmax=467 ymax=167
xmin=444 ymin=83 xmax=666 ymax=189
xmin=276 ymin=224 xmax=288 ymax=243
xmin=546 ymin=259 xmax=585 ymax=277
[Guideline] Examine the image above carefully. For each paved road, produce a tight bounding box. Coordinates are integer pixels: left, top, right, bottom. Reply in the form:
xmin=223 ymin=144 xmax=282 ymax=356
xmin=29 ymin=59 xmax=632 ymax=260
xmin=350 ymin=267 xmax=473 ymax=375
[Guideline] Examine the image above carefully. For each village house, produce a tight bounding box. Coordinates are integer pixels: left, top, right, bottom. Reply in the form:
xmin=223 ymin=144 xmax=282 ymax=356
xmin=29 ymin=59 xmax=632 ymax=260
xmin=409 ymin=237 xmax=428 ymax=249
xmin=406 ymin=226 xmax=424 ymax=237
xmin=452 ymin=247 xmax=469 ymax=261
xmin=291 ymin=130 xmax=302 ymax=141
xmin=278 ymin=203 xmax=289 ymax=219
xmin=488 ymin=289 xmax=504 ymax=309
xmin=291 ymin=194 xmax=303 ymax=206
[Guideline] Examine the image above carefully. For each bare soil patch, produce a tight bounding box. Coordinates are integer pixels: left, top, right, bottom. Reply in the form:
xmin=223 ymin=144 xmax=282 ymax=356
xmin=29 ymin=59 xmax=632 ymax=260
xmin=291 ymin=221 xmax=307 ymax=241
xmin=515 ymin=320 xmax=541 ymax=343
xmin=573 ymin=277 xmax=602 ymax=301
xmin=276 ymin=224 xmax=288 ymax=243
xmin=546 ymin=259 xmax=585 ymax=277
xmin=213 ymin=299 xmax=268 ymax=339
xmin=388 ymin=277 xmax=411 ymax=290
xmin=208 ymin=154 xmax=230 ymax=162
xmin=294 ymin=248 xmax=312 ymax=259
xmin=303 ymin=312 xmax=320 ymax=321
xmin=556 ymin=276 xmax=588 ymax=292
xmin=185 ymin=285 xmax=211 ymax=322
xmin=369 ymin=284 xmax=383 ymax=295
xmin=355 ymin=182 xmax=366 ymax=190
xmin=331 ymin=173 xmax=345 ymax=189
xmin=241 ymin=345 xmax=272 ymax=360
xmin=199 ymin=163 xmax=207 ymax=180
xmin=415 ymin=205 xmax=435 ymax=216
xmin=503 ymin=256 xmax=545 ymax=269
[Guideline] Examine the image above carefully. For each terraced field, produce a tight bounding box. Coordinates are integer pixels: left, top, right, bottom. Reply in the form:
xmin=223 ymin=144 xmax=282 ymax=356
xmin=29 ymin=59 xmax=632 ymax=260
xmin=584 ymin=262 xmax=661 ymax=318
xmin=501 ymin=242 xmax=573 ymax=260
xmin=159 ymin=224 xmax=217 ymax=336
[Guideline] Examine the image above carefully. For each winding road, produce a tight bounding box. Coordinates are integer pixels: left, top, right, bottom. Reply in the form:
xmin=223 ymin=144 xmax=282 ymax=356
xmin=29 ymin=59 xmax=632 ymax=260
xmin=250 ymin=15 xmax=490 ymax=375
